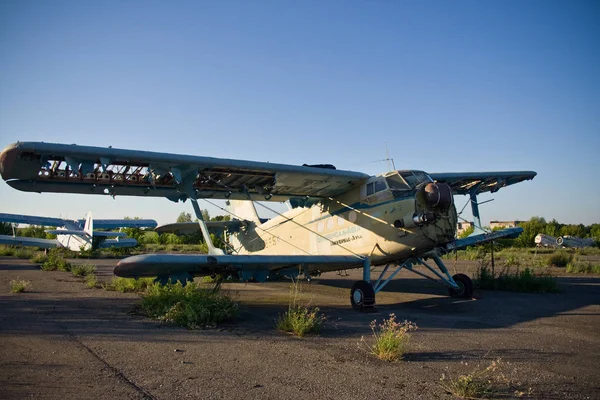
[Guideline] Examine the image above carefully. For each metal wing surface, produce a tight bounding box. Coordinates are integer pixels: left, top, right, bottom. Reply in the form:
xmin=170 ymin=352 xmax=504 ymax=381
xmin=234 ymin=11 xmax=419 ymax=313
xmin=445 ymin=227 xmax=523 ymax=252
xmin=0 ymin=142 xmax=369 ymax=202
xmin=114 ymin=254 xmax=366 ymax=279
xmin=0 ymin=213 xmax=67 ymax=227
xmin=430 ymin=171 xmax=537 ymax=195
xmin=89 ymin=219 xmax=158 ymax=229
xmin=155 ymin=220 xmax=244 ymax=235
xmin=0 ymin=234 xmax=59 ymax=249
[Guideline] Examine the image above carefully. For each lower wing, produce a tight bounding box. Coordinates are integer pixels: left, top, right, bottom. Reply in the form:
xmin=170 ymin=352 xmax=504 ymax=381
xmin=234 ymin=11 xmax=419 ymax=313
xmin=444 ymin=227 xmax=523 ymax=252
xmin=115 ymin=254 xmax=366 ymax=282
xmin=0 ymin=235 xmax=59 ymax=249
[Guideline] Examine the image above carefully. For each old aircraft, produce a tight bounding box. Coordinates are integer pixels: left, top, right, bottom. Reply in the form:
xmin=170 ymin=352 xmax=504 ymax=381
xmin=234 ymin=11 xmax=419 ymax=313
xmin=0 ymin=211 xmax=157 ymax=251
xmin=0 ymin=141 xmax=535 ymax=309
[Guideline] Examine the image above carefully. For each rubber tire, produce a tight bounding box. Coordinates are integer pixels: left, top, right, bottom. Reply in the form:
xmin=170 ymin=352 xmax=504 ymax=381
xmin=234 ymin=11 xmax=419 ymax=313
xmin=350 ymin=280 xmax=376 ymax=311
xmin=448 ymin=273 xmax=474 ymax=298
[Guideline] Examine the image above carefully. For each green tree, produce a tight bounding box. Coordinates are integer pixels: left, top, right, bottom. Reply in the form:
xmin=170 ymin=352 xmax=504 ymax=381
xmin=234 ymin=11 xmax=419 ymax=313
xmin=515 ymin=217 xmax=546 ymax=247
xmin=0 ymin=222 xmax=13 ymax=235
xmin=177 ymin=212 xmax=192 ymax=223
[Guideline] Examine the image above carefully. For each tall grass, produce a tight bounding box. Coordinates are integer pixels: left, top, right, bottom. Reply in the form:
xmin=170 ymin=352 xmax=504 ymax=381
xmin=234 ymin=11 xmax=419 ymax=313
xmin=103 ymin=277 xmax=155 ymax=293
xmin=71 ymin=264 xmax=96 ymax=277
xmin=276 ymin=281 xmax=323 ymax=337
xmin=10 ymin=279 xmax=31 ymax=293
xmin=142 ymin=283 xmax=238 ymax=329
xmin=359 ymin=314 xmax=417 ymax=361
xmin=475 ymin=265 xmax=559 ymax=293
xmin=566 ymin=262 xmax=600 ymax=274
xmin=41 ymin=253 xmax=71 ymax=272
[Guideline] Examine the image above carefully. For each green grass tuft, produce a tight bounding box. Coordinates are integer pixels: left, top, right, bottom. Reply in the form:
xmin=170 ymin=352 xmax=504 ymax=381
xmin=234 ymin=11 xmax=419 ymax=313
xmin=276 ymin=281 xmax=323 ymax=337
xmin=142 ymin=283 xmax=238 ymax=329
xmin=71 ymin=264 xmax=96 ymax=277
xmin=41 ymin=253 xmax=71 ymax=272
xmin=546 ymin=251 xmax=573 ymax=267
xmin=10 ymin=279 xmax=31 ymax=293
xmin=85 ymin=273 xmax=98 ymax=288
xmin=566 ymin=262 xmax=600 ymax=274
xmin=359 ymin=314 xmax=417 ymax=361
xmin=30 ymin=253 xmax=48 ymax=264
xmin=476 ymin=265 xmax=559 ymax=293
xmin=103 ymin=277 xmax=155 ymax=292
xmin=440 ymin=359 xmax=503 ymax=399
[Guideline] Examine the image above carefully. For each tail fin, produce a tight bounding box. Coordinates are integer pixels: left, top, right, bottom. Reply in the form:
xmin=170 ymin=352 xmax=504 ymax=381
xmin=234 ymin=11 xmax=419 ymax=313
xmin=227 ymin=200 xmax=261 ymax=223
xmin=83 ymin=211 xmax=94 ymax=236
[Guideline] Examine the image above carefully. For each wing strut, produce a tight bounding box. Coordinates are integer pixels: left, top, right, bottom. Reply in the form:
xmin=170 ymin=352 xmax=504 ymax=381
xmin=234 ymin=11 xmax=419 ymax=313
xmin=190 ymin=197 xmax=224 ymax=255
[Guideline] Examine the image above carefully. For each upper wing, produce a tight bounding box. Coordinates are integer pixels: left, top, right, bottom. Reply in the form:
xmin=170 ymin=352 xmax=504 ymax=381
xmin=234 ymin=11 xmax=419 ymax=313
xmin=0 ymin=234 xmax=59 ymax=248
xmin=87 ymin=219 xmax=158 ymax=229
xmin=155 ymin=220 xmax=244 ymax=235
xmin=0 ymin=142 xmax=369 ymax=202
xmin=0 ymin=212 xmax=66 ymax=227
xmin=429 ymin=171 xmax=537 ymax=195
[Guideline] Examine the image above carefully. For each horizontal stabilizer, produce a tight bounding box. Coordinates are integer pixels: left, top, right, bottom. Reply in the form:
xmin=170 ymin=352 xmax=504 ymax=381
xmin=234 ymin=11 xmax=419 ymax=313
xmin=98 ymin=238 xmax=138 ymax=248
xmin=155 ymin=220 xmax=244 ymax=235
xmin=445 ymin=227 xmax=523 ymax=252
xmin=46 ymin=229 xmax=128 ymax=237
xmin=0 ymin=234 xmax=59 ymax=249
xmin=115 ymin=254 xmax=365 ymax=278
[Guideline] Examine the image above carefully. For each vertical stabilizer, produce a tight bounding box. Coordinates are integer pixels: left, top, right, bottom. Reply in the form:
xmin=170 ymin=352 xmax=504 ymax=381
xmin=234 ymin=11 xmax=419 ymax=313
xmin=227 ymin=200 xmax=261 ymax=223
xmin=83 ymin=211 xmax=94 ymax=236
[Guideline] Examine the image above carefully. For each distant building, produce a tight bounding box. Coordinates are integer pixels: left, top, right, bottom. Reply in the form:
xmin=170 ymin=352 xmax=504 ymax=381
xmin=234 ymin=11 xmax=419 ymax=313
xmin=489 ymin=220 xmax=524 ymax=230
xmin=457 ymin=221 xmax=474 ymax=236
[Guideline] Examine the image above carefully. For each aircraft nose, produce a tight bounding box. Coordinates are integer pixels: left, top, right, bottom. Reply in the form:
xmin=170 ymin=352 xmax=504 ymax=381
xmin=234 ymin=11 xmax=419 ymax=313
xmin=423 ymin=182 xmax=452 ymax=209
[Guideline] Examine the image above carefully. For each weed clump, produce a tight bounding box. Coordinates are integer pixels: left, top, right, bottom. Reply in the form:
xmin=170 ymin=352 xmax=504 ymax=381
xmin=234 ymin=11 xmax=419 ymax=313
xmin=475 ymin=265 xmax=558 ymax=293
xmin=359 ymin=314 xmax=417 ymax=361
xmin=41 ymin=253 xmax=71 ymax=272
xmin=440 ymin=359 xmax=517 ymax=399
xmin=30 ymin=253 xmax=48 ymax=264
xmin=103 ymin=277 xmax=154 ymax=293
xmin=71 ymin=264 xmax=96 ymax=277
xmin=546 ymin=251 xmax=573 ymax=267
xmin=85 ymin=273 xmax=98 ymax=288
xmin=566 ymin=262 xmax=600 ymax=274
xmin=276 ymin=281 xmax=323 ymax=337
xmin=10 ymin=279 xmax=31 ymax=293
xmin=142 ymin=283 xmax=238 ymax=329
xmin=0 ymin=246 xmax=15 ymax=256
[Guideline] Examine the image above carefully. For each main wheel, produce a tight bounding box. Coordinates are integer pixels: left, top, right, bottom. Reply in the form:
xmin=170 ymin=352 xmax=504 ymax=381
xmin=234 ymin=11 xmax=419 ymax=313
xmin=448 ymin=273 xmax=474 ymax=298
xmin=350 ymin=280 xmax=376 ymax=311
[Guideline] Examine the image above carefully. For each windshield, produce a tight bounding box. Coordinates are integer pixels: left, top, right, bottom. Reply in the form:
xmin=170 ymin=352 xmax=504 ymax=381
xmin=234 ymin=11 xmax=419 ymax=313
xmin=398 ymin=171 xmax=433 ymax=189
xmin=385 ymin=172 xmax=410 ymax=191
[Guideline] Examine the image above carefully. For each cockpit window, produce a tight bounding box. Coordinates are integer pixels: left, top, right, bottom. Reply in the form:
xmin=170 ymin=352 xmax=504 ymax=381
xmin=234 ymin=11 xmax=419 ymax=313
xmin=399 ymin=171 xmax=433 ymax=189
xmin=385 ymin=173 xmax=410 ymax=191
xmin=366 ymin=179 xmax=388 ymax=196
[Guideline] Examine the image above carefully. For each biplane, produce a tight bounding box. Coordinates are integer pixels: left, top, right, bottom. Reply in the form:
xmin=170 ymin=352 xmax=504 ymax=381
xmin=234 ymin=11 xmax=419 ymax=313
xmin=0 ymin=211 xmax=157 ymax=251
xmin=0 ymin=142 xmax=535 ymax=309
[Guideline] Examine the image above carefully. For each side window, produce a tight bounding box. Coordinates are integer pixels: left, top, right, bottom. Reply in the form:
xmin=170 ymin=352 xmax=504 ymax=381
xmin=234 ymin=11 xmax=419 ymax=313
xmin=374 ymin=180 xmax=387 ymax=192
xmin=367 ymin=182 xmax=374 ymax=196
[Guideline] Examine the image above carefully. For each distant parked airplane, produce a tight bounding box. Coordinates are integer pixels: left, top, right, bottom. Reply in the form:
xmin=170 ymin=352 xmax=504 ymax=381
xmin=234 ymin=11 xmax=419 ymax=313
xmin=0 ymin=211 xmax=157 ymax=251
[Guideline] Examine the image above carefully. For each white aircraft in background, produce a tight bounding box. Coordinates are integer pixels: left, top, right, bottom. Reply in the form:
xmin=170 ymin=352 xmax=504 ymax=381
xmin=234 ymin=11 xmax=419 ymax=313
xmin=0 ymin=211 xmax=157 ymax=251
xmin=0 ymin=141 xmax=535 ymax=310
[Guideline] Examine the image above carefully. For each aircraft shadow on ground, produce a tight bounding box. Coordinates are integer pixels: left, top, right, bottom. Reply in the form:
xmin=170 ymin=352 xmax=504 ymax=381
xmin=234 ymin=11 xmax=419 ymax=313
xmin=0 ymin=276 xmax=598 ymax=341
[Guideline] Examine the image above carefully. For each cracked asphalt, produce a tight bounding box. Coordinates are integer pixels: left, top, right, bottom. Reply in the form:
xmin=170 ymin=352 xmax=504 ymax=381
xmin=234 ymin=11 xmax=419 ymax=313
xmin=1 ymin=256 xmax=599 ymax=399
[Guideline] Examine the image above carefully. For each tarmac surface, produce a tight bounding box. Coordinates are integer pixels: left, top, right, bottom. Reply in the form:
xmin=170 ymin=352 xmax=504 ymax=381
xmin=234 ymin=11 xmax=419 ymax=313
xmin=1 ymin=256 xmax=599 ymax=399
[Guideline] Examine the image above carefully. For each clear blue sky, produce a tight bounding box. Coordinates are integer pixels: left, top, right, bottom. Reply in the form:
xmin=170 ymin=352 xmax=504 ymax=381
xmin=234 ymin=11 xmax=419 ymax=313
xmin=0 ymin=0 xmax=598 ymax=226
